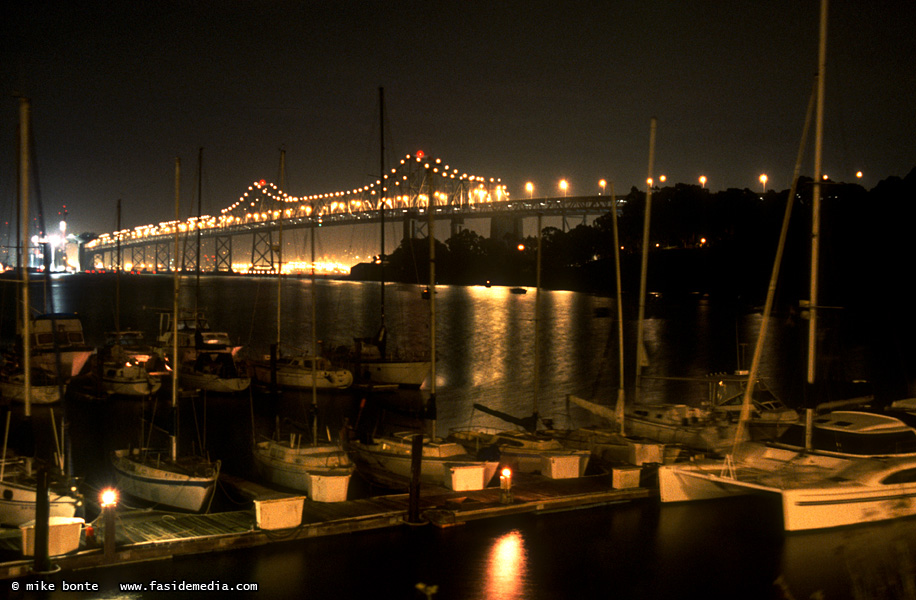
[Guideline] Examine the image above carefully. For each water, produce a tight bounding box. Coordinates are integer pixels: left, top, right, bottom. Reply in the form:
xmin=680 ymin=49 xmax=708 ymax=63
xmin=3 ymin=274 xmax=913 ymax=599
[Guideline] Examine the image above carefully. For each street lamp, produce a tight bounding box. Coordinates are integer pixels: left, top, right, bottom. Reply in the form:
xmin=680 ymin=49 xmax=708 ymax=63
xmin=659 ymin=174 xmax=666 ymax=184
xmin=759 ymin=173 xmax=768 ymax=192
xmin=699 ymin=175 xmax=707 ymax=188
xmin=525 ymin=181 xmax=534 ymax=199
xmin=559 ymin=179 xmax=568 ymax=197
xmin=599 ymin=179 xmax=606 ymax=195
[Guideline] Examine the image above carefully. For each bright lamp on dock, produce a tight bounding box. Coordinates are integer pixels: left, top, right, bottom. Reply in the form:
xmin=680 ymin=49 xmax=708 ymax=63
xmin=499 ymin=468 xmax=512 ymax=504
xmin=100 ymin=488 xmax=118 ymax=508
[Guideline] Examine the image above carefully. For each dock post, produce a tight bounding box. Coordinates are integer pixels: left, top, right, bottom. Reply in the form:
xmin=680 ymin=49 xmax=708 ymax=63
xmin=31 ymin=465 xmax=57 ymax=574
xmin=103 ymin=501 xmax=117 ymax=561
xmin=406 ymin=433 xmax=423 ymax=524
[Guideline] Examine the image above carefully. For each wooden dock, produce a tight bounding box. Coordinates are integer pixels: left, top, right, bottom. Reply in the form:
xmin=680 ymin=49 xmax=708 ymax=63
xmin=0 ymin=470 xmax=650 ymax=579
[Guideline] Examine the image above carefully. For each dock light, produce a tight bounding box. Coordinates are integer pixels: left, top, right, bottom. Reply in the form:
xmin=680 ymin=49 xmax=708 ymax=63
xmin=500 ymin=468 xmax=513 ymax=504
xmin=100 ymin=488 xmax=118 ymax=508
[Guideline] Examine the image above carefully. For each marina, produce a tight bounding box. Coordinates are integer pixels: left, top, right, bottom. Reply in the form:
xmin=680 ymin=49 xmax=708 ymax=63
xmin=0 ymin=469 xmax=648 ymax=579
xmin=5 ymin=268 xmax=916 ymax=598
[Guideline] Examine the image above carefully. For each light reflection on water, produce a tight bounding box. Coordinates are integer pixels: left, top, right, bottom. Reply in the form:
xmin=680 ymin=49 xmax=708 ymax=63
xmin=485 ymin=529 xmax=528 ymax=600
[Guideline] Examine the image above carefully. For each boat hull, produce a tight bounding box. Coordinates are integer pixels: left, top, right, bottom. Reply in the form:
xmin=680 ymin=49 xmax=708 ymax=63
xmin=253 ymin=440 xmax=354 ymax=502
xmin=658 ymin=450 xmax=916 ymax=531
xmin=111 ymin=449 xmax=219 ymax=512
xmin=0 ymin=379 xmax=63 ymax=404
xmin=0 ymin=479 xmax=81 ymax=527
xmin=251 ymin=363 xmax=353 ymax=390
xmin=349 ymin=437 xmax=498 ymax=491
xmin=355 ymin=360 xmax=430 ymax=388
xmin=179 ymin=369 xmax=250 ymax=393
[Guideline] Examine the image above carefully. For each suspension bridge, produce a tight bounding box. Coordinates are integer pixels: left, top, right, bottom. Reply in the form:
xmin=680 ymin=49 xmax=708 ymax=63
xmin=80 ymin=153 xmax=616 ymax=273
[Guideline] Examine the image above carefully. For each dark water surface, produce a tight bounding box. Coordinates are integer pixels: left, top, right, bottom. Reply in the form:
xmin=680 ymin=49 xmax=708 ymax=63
xmin=3 ymin=273 xmax=913 ymax=599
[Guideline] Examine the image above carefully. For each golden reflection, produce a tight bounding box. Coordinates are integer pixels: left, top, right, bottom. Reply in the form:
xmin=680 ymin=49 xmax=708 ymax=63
xmin=485 ymin=529 xmax=527 ymax=600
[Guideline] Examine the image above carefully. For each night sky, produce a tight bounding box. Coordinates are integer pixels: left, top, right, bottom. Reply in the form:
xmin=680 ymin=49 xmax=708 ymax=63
xmin=3 ymin=1 xmax=915 ymax=238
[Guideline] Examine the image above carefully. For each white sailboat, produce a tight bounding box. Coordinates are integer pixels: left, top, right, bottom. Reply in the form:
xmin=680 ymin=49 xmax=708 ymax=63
xmin=97 ymin=202 xmax=163 ymax=398
xmin=251 ymin=354 xmax=353 ymax=391
xmin=157 ymin=310 xmax=251 ymax=393
xmin=656 ymin=1 xmax=916 ymax=531
xmin=0 ymin=98 xmax=82 ymax=526
xmin=111 ymin=157 xmax=220 ymax=512
xmin=348 ymin=153 xmax=498 ymax=491
xmin=348 ymin=87 xmax=429 ymax=389
xmin=252 ymin=149 xmax=354 ymax=502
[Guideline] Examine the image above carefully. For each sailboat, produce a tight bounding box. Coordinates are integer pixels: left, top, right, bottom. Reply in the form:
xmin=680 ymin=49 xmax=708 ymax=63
xmin=347 ymin=87 xmax=430 ymax=389
xmin=96 ymin=201 xmax=163 ymax=398
xmin=111 ymin=157 xmax=220 ymax=512
xmin=448 ymin=213 xmax=591 ymax=478
xmin=252 ymin=168 xmax=355 ymax=503
xmin=656 ymin=1 xmax=916 ymax=531
xmin=0 ymin=98 xmax=82 ymax=526
xmin=348 ymin=160 xmax=499 ymax=491
xmin=1 ymin=312 xmax=92 ymax=405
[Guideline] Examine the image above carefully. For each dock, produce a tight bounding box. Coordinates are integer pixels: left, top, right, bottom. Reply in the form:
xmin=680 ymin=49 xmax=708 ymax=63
xmin=0 ymin=470 xmax=649 ymax=580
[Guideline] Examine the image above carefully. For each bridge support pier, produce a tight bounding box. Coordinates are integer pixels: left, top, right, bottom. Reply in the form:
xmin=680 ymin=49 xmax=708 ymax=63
xmin=250 ymin=231 xmax=276 ymax=273
xmin=214 ymin=235 xmax=232 ymax=272
xmin=155 ymin=242 xmax=171 ymax=272
xmin=490 ymin=215 xmax=522 ymax=242
xmin=450 ymin=216 xmax=464 ymax=238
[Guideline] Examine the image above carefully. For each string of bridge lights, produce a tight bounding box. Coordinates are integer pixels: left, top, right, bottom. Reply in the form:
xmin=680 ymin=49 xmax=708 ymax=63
xmin=221 ymin=152 xmax=507 ymax=219
xmin=86 ymin=153 xmax=507 ymax=248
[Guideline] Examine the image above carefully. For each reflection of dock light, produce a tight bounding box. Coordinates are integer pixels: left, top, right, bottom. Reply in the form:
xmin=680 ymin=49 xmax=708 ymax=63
xmin=500 ymin=468 xmax=513 ymax=504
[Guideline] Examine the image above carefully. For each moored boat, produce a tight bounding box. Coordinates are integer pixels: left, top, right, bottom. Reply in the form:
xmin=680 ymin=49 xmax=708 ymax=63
xmin=659 ymin=407 xmax=916 ymax=530
xmin=251 ymin=354 xmax=352 ymax=390
xmin=449 ymin=427 xmax=591 ymax=479
xmin=100 ymin=356 xmax=162 ymax=396
xmin=253 ymin=433 xmax=354 ymax=502
xmin=0 ymin=465 xmax=82 ymax=527
xmin=348 ymin=431 xmax=499 ymax=491
xmin=111 ymin=448 xmax=220 ymax=512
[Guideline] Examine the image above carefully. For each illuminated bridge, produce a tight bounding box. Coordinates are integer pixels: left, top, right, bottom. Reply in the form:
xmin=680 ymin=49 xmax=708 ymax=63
xmin=80 ymin=153 xmax=616 ymax=274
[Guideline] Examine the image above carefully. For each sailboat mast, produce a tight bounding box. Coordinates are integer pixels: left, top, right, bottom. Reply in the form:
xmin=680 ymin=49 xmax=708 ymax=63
xmin=808 ymin=0 xmax=828 ymax=390
xmin=378 ymin=87 xmax=386 ymax=333
xmin=116 ymin=198 xmax=121 ymax=334
xmin=733 ymin=83 xmax=817 ymax=451
xmin=277 ymin=149 xmax=285 ymax=347
xmin=609 ymin=182 xmax=626 ymax=434
xmin=634 ymin=117 xmax=657 ymax=396
xmin=171 ymin=157 xmax=181 ymax=461
xmin=427 ymin=165 xmax=437 ymax=436
xmin=311 ymin=218 xmax=318 ymax=445
xmin=534 ymin=212 xmax=542 ymax=419
xmin=19 ymin=98 xmax=32 ymax=417
xmin=195 ymin=147 xmax=203 ymax=313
